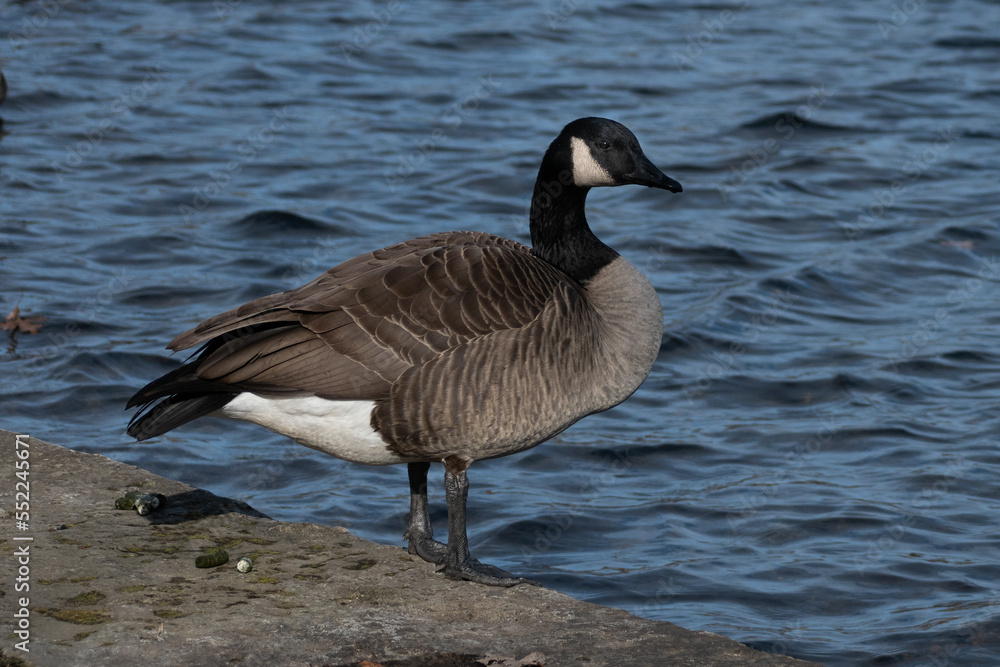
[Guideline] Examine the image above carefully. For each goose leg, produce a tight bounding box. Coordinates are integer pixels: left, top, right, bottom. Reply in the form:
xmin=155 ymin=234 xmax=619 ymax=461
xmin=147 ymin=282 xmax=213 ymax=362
xmin=404 ymin=462 xmax=447 ymax=563
xmin=442 ymin=464 xmax=538 ymax=587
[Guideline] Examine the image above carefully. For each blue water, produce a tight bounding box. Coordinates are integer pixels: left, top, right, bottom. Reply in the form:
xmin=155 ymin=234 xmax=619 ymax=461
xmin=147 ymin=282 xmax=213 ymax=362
xmin=3 ymin=1 xmax=1000 ymax=663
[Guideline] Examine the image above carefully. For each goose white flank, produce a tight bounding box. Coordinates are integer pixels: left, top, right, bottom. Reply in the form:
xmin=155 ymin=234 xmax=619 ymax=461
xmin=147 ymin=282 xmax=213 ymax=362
xmin=127 ymin=117 xmax=682 ymax=586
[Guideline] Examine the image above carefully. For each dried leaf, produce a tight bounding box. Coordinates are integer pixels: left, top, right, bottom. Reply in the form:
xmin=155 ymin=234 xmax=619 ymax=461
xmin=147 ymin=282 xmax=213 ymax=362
xmin=2 ymin=306 xmax=47 ymax=335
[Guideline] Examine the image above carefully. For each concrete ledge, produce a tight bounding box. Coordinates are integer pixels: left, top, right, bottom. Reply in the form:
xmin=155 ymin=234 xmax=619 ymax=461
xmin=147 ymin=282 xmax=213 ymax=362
xmin=0 ymin=430 xmax=817 ymax=666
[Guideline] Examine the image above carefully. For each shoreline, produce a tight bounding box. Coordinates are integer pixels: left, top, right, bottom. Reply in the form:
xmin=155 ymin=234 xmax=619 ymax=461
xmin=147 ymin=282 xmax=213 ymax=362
xmin=0 ymin=429 xmax=816 ymax=666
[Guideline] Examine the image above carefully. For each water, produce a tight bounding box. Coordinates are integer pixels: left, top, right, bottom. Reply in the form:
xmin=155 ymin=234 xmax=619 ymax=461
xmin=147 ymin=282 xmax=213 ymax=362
xmin=2 ymin=1 xmax=1000 ymax=663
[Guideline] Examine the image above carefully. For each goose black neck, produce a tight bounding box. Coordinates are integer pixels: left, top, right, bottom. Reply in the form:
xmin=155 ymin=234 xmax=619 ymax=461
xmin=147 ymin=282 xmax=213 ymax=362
xmin=528 ymin=168 xmax=618 ymax=284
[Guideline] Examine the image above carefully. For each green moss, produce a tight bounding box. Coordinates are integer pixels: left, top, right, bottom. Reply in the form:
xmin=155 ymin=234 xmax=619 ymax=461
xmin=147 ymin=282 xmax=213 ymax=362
xmin=309 ymin=544 xmax=326 ymax=550
xmin=37 ymin=576 xmax=100 ymax=586
xmin=214 ymin=539 xmax=244 ymax=551
xmin=54 ymin=538 xmax=93 ymax=549
xmin=256 ymin=576 xmax=279 ymax=584
xmin=0 ymin=647 xmax=35 ymax=666
xmin=343 ymin=558 xmax=378 ymax=571
xmin=73 ymin=631 xmax=93 ymax=641
xmin=121 ymin=544 xmax=182 ymax=557
xmin=153 ymin=610 xmax=188 ymax=619
xmin=245 ymin=538 xmax=276 ymax=545
xmin=118 ymin=585 xmax=146 ymax=593
xmin=66 ymin=591 xmax=106 ymax=607
xmin=35 ymin=608 xmax=111 ymax=625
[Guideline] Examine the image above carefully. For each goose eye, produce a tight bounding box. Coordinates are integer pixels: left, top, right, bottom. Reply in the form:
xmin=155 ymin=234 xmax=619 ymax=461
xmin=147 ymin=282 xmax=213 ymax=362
xmin=597 ymin=140 xmax=611 ymax=150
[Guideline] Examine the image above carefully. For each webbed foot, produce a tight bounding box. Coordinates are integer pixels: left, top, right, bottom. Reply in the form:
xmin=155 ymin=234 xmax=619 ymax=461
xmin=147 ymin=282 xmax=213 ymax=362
xmin=440 ymin=553 xmax=538 ymax=587
xmin=442 ymin=465 xmax=538 ymax=587
xmin=405 ymin=462 xmax=447 ymax=564
xmin=405 ymin=529 xmax=448 ymax=564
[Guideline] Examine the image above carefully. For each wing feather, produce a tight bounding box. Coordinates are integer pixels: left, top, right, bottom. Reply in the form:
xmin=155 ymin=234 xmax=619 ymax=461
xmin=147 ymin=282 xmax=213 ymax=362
xmin=146 ymin=232 xmax=575 ymax=403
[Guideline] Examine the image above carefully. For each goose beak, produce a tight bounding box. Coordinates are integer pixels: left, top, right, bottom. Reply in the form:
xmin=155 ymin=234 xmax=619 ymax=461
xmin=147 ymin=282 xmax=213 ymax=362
xmin=626 ymin=153 xmax=682 ymax=193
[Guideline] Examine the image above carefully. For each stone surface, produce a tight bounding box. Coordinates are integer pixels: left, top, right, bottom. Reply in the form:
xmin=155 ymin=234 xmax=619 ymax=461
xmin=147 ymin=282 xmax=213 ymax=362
xmin=0 ymin=430 xmax=817 ymax=666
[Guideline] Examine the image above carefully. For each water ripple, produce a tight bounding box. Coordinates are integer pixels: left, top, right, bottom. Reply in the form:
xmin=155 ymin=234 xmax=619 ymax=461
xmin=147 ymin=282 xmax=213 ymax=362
xmin=3 ymin=1 xmax=1000 ymax=665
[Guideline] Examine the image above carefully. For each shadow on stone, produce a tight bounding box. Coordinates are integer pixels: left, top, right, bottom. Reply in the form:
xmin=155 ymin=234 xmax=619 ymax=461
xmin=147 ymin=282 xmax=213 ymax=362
xmin=142 ymin=488 xmax=270 ymax=525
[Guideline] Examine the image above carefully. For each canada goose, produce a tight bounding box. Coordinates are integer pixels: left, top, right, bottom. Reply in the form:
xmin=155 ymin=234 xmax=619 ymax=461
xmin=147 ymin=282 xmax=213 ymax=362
xmin=127 ymin=117 xmax=682 ymax=586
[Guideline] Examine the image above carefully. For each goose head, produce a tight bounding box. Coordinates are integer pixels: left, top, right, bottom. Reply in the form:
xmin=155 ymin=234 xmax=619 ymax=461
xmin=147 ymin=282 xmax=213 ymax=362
xmin=551 ymin=117 xmax=682 ymax=192
xmin=529 ymin=118 xmax=682 ymax=281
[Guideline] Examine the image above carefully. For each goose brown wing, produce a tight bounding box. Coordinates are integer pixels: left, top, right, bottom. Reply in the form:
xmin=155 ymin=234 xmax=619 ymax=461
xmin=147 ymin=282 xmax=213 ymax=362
xmin=161 ymin=231 xmax=572 ymax=400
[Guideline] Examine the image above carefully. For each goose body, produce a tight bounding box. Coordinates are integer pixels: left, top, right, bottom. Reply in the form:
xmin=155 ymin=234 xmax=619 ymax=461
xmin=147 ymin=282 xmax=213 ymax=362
xmin=127 ymin=117 xmax=682 ymax=586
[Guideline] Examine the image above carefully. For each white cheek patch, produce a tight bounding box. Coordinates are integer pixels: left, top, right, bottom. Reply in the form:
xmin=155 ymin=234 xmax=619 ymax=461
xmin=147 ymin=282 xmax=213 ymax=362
xmin=570 ymin=136 xmax=616 ymax=187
